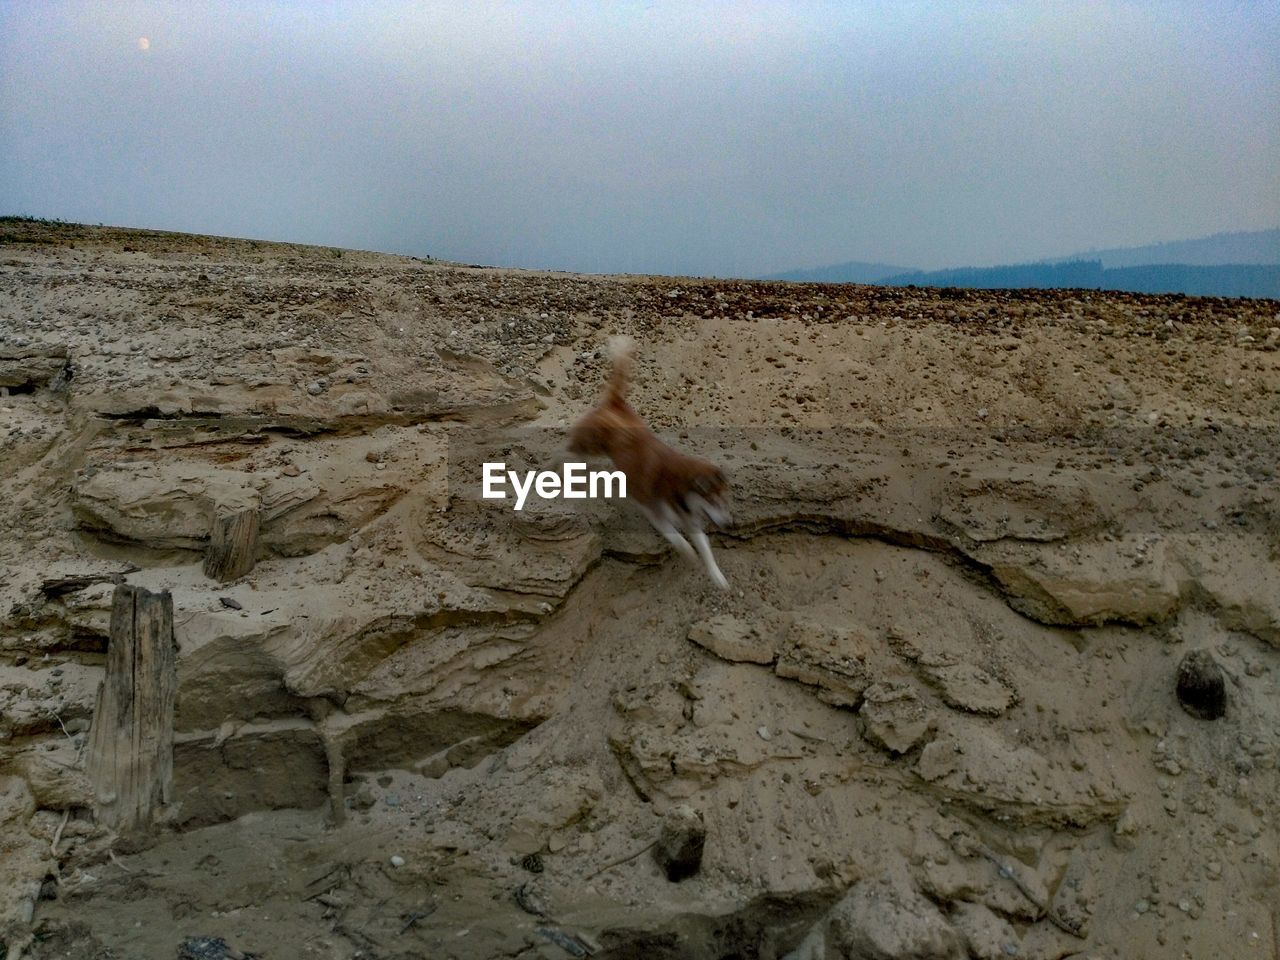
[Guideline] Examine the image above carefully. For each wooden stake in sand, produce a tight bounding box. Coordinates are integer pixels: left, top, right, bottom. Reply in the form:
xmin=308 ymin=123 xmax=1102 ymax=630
xmin=323 ymin=735 xmax=347 ymax=828
xmin=86 ymin=584 xmax=177 ymax=832
xmin=203 ymin=507 xmax=260 ymax=582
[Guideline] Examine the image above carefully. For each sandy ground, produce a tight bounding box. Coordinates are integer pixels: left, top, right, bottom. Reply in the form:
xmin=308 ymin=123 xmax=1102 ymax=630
xmin=0 ymin=219 xmax=1278 ymax=959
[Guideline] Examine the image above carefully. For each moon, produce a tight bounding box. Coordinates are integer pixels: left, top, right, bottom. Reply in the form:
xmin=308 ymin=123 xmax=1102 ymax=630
xmin=137 ymin=37 xmax=150 ymax=51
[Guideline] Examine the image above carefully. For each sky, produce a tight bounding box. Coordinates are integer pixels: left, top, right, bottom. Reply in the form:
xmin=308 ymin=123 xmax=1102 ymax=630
xmin=1 ymin=1 xmax=1278 ymax=277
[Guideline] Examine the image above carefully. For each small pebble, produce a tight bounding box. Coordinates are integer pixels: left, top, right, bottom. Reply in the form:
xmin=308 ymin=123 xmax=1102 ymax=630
xmin=390 ymin=855 xmax=405 ymax=868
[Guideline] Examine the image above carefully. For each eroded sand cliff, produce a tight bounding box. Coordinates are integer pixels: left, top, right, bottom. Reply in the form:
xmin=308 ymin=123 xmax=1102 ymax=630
xmin=1 ymin=220 xmax=1278 ymax=958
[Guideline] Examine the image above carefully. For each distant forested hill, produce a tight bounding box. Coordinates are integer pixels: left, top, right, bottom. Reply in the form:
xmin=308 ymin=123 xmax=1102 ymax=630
xmin=876 ymin=261 xmax=1280 ymax=298
xmin=766 ymin=228 xmax=1280 ymax=297
xmin=1064 ymin=229 xmax=1280 ymax=269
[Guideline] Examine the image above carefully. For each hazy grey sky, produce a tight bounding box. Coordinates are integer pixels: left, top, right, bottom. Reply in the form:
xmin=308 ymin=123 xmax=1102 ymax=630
xmin=2 ymin=1 xmax=1277 ymax=276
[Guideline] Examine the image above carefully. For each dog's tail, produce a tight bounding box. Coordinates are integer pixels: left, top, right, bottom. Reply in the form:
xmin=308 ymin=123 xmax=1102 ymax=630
xmin=606 ymin=335 xmax=635 ymax=404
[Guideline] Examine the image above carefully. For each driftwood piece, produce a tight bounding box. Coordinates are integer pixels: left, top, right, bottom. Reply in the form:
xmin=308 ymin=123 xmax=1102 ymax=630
xmin=39 ymin=564 xmax=138 ymax=599
xmin=203 ymin=508 xmax=260 ymax=582
xmin=86 ymin=584 xmax=177 ymax=832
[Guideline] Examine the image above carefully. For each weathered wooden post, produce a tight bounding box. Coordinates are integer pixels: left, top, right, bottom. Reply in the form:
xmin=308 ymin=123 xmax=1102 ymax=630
xmin=86 ymin=584 xmax=177 ymax=832
xmin=203 ymin=507 xmax=260 ymax=582
xmin=323 ymin=735 xmax=347 ymax=827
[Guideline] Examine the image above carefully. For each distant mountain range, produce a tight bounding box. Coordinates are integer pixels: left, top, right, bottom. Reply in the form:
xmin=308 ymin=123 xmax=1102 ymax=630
xmin=874 ymin=261 xmax=1280 ymax=299
xmin=766 ymin=229 xmax=1280 ymax=298
xmin=1060 ymin=228 xmax=1280 ymax=269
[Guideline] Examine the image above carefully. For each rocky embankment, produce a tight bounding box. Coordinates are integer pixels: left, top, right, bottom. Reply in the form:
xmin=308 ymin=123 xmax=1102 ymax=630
xmin=0 ymin=219 xmax=1278 ymax=959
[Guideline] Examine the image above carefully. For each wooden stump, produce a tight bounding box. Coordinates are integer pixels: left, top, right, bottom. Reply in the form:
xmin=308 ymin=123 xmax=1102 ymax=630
xmin=323 ymin=736 xmax=347 ymax=827
xmin=203 ymin=507 xmax=260 ymax=582
xmin=86 ymin=584 xmax=177 ymax=833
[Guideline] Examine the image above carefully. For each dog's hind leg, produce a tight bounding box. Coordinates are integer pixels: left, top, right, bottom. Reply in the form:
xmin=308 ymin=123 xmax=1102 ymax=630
xmin=640 ymin=506 xmax=697 ymax=563
xmin=689 ymin=528 xmax=729 ymax=590
xmin=660 ymin=527 xmax=698 ymax=563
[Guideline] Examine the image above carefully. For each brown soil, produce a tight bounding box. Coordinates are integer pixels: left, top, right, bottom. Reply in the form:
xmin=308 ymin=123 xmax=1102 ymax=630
xmin=1 ymin=219 xmax=1278 ymax=959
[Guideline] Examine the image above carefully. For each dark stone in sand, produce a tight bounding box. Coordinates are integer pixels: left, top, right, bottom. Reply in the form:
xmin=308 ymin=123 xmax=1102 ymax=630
xmin=654 ymin=805 xmax=706 ymax=882
xmin=178 ymin=937 xmax=258 ymax=960
xmin=1176 ymin=649 xmax=1226 ymax=720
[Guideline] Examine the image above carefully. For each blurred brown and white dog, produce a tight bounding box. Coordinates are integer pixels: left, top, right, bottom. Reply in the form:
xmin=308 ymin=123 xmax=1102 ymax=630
xmin=567 ymin=336 xmax=731 ymax=589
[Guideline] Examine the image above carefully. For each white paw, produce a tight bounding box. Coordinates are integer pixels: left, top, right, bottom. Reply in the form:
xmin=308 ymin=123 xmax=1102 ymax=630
xmin=710 ymin=570 xmax=729 ymax=590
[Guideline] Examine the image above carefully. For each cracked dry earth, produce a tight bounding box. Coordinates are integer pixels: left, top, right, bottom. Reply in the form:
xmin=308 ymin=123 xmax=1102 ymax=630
xmin=1 ymin=220 xmax=1279 ymax=960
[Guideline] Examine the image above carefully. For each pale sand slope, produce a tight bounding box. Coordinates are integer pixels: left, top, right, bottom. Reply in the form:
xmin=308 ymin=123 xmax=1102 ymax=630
xmin=0 ymin=220 xmax=1278 ymax=959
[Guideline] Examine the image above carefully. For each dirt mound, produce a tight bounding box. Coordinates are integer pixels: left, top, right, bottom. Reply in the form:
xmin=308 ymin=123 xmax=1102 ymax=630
xmin=1 ymin=221 xmax=1278 ymax=958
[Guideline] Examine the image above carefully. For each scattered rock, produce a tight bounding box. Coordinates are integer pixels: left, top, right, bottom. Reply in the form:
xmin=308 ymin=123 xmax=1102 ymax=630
xmin=349 ymin=782 xmax=376 ymax=811
xmin=949 ymin=901 xmax=1019 ymax=960
xmin=68 ymin=440 xmax=420 ymax=561
xmin=1181 ymin=539 xmax=1280 ymax=645
xmin=922 ymin=662 xmax=1017 ymax=717
xmin=687 ymin=615 xmax=776 ymax=664
xmin=774 ymin=619 xmax=874 ymax=707
xmin=414 ymin=751 xmax=452 ymax=779
xmin=505 ymin=769 xmax=602 ymax=856
xmin=939 ymin=476 xmax=1102 ymax=544
xmin=9 ymin=749 xmax=94 ymax=810
xmin=1112 ymin=807 xmax=1141 ymax=851
xmin=917 ymin=844 xmax=1048 ymax=925
xmin=1050 ymin=850 xmax=1097 ymax=938
xmin=0 ymin=343 xmax=68 ymax=390
xmin=0 ymin=778 xmax=42 ymax=926
xmin=822 ymin=860 xmax=965 ymax=959
xmin=609 ymin=668 xmax=793 ymax=800
xmin=1175 ymin=649 xmax=1226 ymax=720
xmin=859 ymin=682 xmax=934 ymax=754
xmin=916 ymin=722 xmax=1126 ymax=827
xmin=8 ymin=922 xmax=112 ymax=960
xmin=986 ymin=539 xmax=1181 ymax=626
